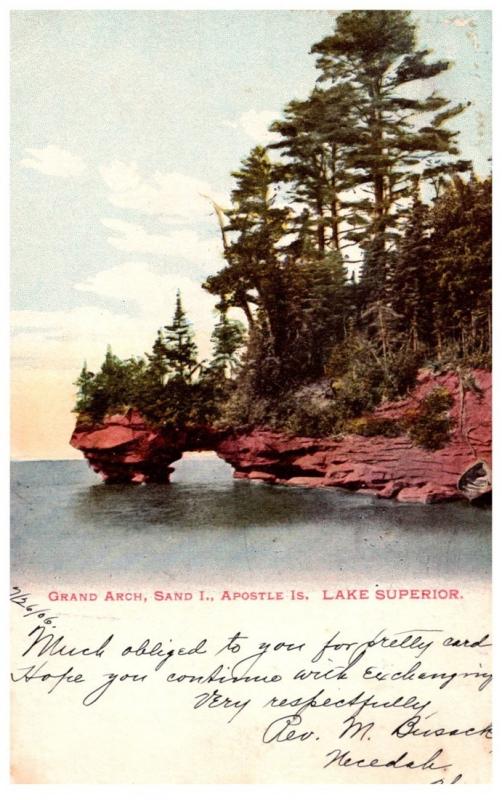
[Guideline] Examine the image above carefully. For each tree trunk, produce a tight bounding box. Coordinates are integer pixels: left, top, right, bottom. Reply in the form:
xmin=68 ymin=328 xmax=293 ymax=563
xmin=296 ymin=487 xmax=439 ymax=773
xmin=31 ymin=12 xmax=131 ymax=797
xmin=330 ymin=143 xmax=340 ymax=249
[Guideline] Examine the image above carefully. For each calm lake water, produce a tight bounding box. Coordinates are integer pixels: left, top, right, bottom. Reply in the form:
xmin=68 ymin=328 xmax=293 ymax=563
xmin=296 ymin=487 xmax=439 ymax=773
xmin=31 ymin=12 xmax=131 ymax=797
xmin=11 ymin=457 xmax=491 ymax=586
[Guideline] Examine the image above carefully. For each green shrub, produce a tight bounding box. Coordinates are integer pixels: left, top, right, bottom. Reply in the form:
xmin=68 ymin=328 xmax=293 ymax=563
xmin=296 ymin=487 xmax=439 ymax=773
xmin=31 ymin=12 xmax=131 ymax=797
xmin=383 ymin=346 xmax=423 ymax=399
xmin=284 ymin=402 xmax=343 ymax=438
xmin=402 ymin=387 xmax=454 ymax=450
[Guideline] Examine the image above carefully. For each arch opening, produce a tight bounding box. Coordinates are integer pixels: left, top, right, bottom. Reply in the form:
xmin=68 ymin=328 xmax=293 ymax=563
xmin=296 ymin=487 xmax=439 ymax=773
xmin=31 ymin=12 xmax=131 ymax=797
xmin=169 ymin=450 xmax=235 ymax=484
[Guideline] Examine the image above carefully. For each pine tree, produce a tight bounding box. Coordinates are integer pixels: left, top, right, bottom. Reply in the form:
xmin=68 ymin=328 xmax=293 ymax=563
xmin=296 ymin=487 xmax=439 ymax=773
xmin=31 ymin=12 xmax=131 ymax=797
xmin=76 ymin=346 xmax=130 ymax=419
xmin=152 ymin=291 xmax=199 ymax=381
xmin=283 ymin=250 xmax=349 ymax=379
xmin=389 ymin=184 xmax=434 ymax=353
xmin=311 ymin=10 xmax=470 ymax=298
xmin=203 ymin=146 xmax=289 ymax=356
xmin=428 ymin=175 xmax=492 ymax=358
xmin=269 ymin=85 xmax=360 ymax=255
xmin=209 ymin=312 xmax=245 ymax=379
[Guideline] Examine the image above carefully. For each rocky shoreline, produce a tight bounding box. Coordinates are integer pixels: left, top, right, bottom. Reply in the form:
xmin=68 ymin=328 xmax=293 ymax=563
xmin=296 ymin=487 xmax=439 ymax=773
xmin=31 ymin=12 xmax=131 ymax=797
xmin=70 ymin=369 xmax=491 ymax=504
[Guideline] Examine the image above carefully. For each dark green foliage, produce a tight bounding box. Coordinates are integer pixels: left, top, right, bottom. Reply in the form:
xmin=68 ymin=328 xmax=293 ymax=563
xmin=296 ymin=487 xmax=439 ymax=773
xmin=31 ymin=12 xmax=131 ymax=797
xmin=149 ymin=290 xmax=199 ymax=381
xmin=203 ymin=146 xmax=289 ymax=339
xmin=217 ymin=325 xmax=283 ymax=424
xmin=429 ymin=176 xmax=492 ymax=358
xmin=74 ymin=14 xmax=490 ymax=453
xmin=388 ymin=189 xmax=435 ymax=352
xmin=382 ymin=344 xmax=426 ymax=399
xmin=73 ymin=347 xmax=146 ymax=420
xmin=199 ymin=12 xmax=487 ymax=442
xmin=311 ymin=10 xmax=470 ymax=297
xmin=209 ymin=312 xmax=246 ymax=378
xmin=387 ymin=175 xmax=491 ymax=370
xmin=282 ymin=400 xmax=343 ymax=439
xmin=74 ymin=294 xmax=236 ymax=429
xmin=134 ymin=293 xmax=201 ymax=426
xmin=402 ymin=387 xmax=454 ymax=449
xmin=326 ymin=335 xmax=422 ymax=406
xmin=269 ymin=85 xmax=361 ymax=254
xmin=284 ymin=251 xmax=350 ymax=378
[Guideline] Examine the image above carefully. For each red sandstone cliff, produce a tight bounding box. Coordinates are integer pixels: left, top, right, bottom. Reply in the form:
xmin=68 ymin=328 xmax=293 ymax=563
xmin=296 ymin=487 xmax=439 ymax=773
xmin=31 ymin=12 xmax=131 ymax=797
xmin=70 ymin=410 xmax=186 ymax=484
xmin=70 ymin=369 xmax=491 ymax=503
xmin=218 ymin=369 xmax=491 ymax=503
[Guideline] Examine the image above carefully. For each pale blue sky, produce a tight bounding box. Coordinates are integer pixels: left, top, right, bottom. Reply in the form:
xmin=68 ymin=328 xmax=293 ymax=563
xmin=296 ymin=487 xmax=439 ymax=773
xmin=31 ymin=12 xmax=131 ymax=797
xmin=10 ymin=10 xmax=491 ymax=458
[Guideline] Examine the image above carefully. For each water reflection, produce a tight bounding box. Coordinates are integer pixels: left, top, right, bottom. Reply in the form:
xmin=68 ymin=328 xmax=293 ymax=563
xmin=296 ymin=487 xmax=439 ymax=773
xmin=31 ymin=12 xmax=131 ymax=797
xmin=11 ymin=458 xmax=491 ymax=584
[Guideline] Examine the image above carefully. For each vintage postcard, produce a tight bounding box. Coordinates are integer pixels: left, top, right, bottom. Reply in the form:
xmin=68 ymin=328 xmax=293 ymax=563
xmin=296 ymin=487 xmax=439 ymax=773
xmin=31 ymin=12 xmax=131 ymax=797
xmin=10 ymin=7 xmax=492 ymax=785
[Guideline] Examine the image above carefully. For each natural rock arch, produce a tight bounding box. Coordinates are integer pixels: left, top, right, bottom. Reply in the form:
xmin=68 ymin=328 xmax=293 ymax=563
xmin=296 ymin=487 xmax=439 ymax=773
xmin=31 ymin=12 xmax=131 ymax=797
xmin=71 ymin=370 xmax=492 ymax=503
xmin=70 ymin=411 xmax=232 ymax=484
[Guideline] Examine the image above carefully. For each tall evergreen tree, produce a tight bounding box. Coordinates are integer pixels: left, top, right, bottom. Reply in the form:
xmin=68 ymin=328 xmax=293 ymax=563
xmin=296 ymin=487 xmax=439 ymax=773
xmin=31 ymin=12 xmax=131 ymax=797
xmin=428 ymin=175 xmax=492 ymax=357
xmin=283 ymin=250 xmax=349 ymax=379
xmin=150 ymin=291 xmax=199 ymax=381
xmin=204 ymin=146 xmax=289 ymax=356
xmin=269 ymin=85 xmax=361 ymax=255
xmin=209 ymin=312 xmax=245 ymax=378
xmin=311 ymin=10 xmax=470 ymax=298
xmin=389 ymin=184 xmax=434 ymax=353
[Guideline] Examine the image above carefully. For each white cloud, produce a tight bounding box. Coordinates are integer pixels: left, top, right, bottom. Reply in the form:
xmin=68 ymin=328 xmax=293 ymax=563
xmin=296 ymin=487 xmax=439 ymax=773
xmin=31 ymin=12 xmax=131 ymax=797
xmin=11 ymin=306 xmax=139 ymax=371
xmin=223 ymin=109 xmax=281 ymax=144
xmin=20 ymin=145 xmax=86 ymax=177
xmin=101 ymin=218 xmax=222 ymax=264
xmin=99 ymin=161 xmax=227 ymax=222
xmin=12 ymin=265 xmax=218 ymax=377
xmin=75 ymin=262 xmax=218 ymax=359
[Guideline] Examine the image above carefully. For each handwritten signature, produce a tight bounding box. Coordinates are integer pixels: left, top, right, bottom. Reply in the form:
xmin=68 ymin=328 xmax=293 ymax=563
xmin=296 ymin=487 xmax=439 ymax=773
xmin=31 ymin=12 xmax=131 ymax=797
xmin=11 ymin=587 xmax=492 ymax=782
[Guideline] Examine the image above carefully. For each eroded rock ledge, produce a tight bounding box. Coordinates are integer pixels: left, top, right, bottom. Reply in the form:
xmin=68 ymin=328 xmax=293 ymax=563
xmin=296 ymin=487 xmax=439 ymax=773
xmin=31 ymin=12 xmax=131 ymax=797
xmin=70 ymin=410 xmax=225 ymax=485
xmin=70 ymin=369 xmax=491 ymax=504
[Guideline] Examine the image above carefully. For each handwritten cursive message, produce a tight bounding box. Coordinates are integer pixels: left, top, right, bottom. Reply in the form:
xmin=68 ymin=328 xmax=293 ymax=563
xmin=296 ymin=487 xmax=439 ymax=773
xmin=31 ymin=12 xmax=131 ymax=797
xmin=10 ymin=587 xmax=492 ymax=784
